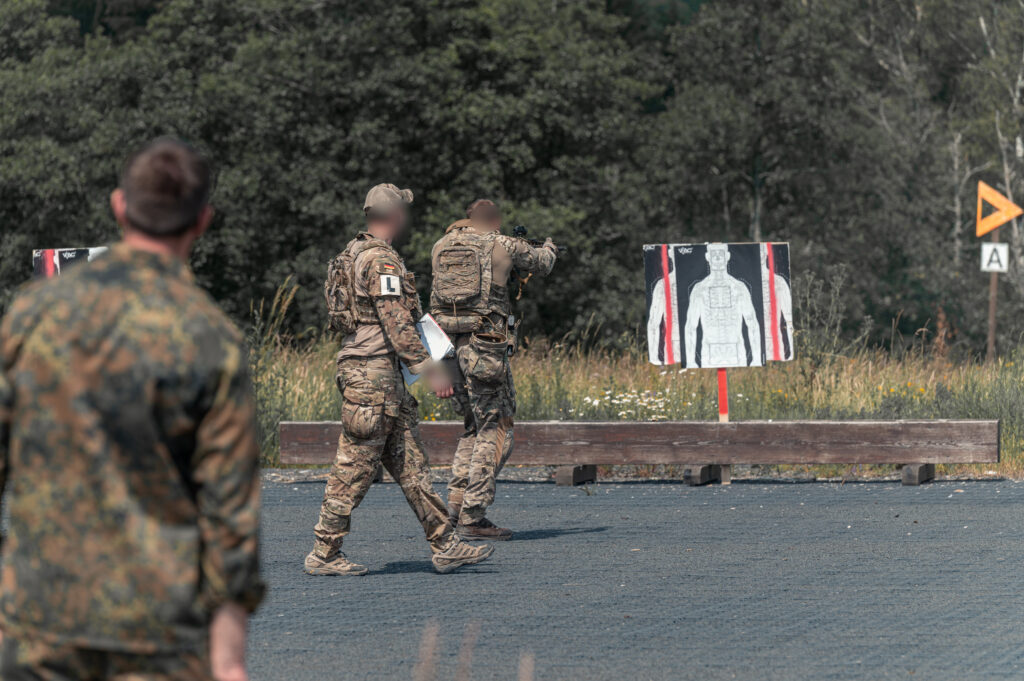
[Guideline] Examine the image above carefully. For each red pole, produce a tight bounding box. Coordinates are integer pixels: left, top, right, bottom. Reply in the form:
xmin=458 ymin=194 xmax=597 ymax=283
xmin=43 ymin=249 xmax=56 ymax=278
xmin=717 ymin=368 xmax=729 ymax=423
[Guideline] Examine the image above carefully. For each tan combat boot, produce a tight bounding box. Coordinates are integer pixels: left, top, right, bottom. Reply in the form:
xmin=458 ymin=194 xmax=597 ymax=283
xmin=457 ymin=517 xmax=513 ymax=541
xmin=304 ymin=551 xmax=369 ymax=576
xmin=431 ymin=537 xmax=495 ymax=574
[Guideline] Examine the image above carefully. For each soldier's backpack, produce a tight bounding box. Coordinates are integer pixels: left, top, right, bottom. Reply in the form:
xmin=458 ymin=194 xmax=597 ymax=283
xmin=432 ymin=229 xmax=497 ymax=313
xmin=324 ymin=238 xmax=378 ymax=335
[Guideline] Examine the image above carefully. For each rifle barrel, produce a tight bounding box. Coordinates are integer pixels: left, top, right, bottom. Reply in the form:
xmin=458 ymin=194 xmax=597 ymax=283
xmin=526 ymin=239 xmax=567 ymax=253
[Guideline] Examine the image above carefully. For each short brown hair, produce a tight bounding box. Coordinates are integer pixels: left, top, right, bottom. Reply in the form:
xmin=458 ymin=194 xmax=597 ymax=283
xmin=466 ymin=199 xmax=499 ymax=220
xmin=120 ymin=138 xmax=211 ymax=236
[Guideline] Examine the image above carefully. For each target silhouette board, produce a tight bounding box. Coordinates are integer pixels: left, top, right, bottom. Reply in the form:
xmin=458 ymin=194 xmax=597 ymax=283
xmin=32 ymin=247 xmax=108 ymax=279
xmin=644 ymin=242 xmax=793 ymax=368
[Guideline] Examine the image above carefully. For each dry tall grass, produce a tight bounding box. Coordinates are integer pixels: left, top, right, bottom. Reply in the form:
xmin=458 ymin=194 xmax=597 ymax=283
xmin=249 ymin=279 xmax=1024 ymax=477
xmin=251 ymin=330 xmax=1024 ymax=476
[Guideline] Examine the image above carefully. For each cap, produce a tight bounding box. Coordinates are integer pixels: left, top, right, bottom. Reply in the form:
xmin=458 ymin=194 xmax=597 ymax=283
xmin=364 ymin=183 xmax=414 ymax=213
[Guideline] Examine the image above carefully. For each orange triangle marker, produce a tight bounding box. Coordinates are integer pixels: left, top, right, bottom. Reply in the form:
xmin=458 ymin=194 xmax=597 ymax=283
xmin=977 ymin=181 xmax=1023 ymax=237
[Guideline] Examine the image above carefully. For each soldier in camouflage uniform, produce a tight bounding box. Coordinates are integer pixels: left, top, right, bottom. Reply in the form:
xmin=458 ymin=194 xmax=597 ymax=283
xmin=305 ymin=184 xmax=494 ymax=576
xmin=0 ymin=139 xmax=264 ymax=681
xmin=430 ymin=199 xmax=558 ymax=540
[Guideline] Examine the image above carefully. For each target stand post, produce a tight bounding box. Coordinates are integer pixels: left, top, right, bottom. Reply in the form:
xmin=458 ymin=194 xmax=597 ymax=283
xmin=684 ymin=368 xmax=731 ymax=486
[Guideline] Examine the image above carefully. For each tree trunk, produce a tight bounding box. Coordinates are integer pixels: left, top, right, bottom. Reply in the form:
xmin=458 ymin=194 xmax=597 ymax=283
xmin=750 ymin=156 xmax=763 ymax=242
xmin=995 ymin=113 xmax=1024 ymax=299
xmin=722 ymin=184 xmax=732 ymax=235
xmin=91 ymin=0 xmax=105 ymax=35
xmin=951 ymin=132 xmax=963 ymax=269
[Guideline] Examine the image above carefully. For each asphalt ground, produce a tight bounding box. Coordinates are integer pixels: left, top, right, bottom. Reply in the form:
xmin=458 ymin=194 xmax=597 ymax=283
xmin=251 ymin=477 xmax=1024 ymax=680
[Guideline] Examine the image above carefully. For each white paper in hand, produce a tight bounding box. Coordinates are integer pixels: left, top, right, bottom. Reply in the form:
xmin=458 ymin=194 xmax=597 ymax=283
xmin=402 ymin=314 xmax=455 ymax=385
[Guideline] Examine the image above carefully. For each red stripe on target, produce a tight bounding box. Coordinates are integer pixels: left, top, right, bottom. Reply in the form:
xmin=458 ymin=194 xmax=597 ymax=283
xmin=767 ymin=243 xmax=781 ymax=361
xmin=660 ymin=244 xmax=674 ymax=364
xmin=43 ymin=249 xmax=56 ymax=278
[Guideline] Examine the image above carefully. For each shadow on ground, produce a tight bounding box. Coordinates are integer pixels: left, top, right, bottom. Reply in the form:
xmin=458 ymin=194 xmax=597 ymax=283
xmin=510 ymin=526 xmax=609 ymax=541
xmin=375 ymin=561 xmax=498 ymax=576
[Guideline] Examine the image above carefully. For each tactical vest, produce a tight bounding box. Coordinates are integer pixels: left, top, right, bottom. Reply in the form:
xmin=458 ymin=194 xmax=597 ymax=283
xmin=324 ymin=234 xmax=387 ymax=335
xmin=430 ymin=227 xmax=510 ymax=333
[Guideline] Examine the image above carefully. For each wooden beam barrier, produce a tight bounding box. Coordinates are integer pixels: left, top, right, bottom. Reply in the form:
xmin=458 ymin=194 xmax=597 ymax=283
xmin=279 ymin=420 xmax=999 ymax=486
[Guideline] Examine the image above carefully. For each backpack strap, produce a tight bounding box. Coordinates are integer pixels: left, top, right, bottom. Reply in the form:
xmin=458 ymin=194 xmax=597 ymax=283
xmin=446 ymin=218 xmax=472 ymax=234
xmin=346 ymin=234 xmax=390 ymax=323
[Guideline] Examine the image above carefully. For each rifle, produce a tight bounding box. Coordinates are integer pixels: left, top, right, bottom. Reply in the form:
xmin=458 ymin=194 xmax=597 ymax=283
xmin=509 ymin=225 xmax=565 ymax=301
xmin=511 ymin=225 xmax=567 ymax=253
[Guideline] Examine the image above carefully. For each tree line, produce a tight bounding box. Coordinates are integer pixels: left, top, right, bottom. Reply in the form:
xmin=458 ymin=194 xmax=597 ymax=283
xmin=3 ymin=0 xmax=1024 ymax=356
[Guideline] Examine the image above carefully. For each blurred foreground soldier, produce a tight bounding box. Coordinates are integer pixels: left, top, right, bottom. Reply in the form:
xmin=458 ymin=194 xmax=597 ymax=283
xmin=430 ymin=199 xmax=557 ymax=540
xmin=305 ymin=184 xmax=494 ymax=576
xmin=0 ymin=139 xmax=264 ymax=681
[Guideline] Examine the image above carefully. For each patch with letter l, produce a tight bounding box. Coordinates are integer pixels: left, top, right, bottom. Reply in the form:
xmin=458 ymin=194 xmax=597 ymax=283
xmin=380 ymin=274 xmax=401 ymax=296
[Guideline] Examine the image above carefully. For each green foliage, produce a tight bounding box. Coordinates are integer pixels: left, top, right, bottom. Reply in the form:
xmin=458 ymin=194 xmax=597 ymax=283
xmin=5 ymin=0 xmax=1024 ymax=355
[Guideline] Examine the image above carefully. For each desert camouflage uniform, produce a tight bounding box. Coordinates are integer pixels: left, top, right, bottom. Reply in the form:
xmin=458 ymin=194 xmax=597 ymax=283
xmin=430 ymin=221 xmax=556 ymax=524
xmin=0 ymin=244 xmax=264 ymax=677
xmin=312 ymin=233 xmax=453 ymax=558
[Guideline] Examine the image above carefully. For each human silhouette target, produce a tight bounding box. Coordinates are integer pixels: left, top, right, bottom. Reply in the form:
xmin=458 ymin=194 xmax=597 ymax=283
xmin=644 ymin=242 xmax=793 ymax=368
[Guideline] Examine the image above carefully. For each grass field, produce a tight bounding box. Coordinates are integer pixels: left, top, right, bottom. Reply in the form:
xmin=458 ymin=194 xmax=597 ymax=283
xmin=250 ymin=282 xmax=1023 ymax=477
xmin=251 ymin=335 xmax=1024 ymax=477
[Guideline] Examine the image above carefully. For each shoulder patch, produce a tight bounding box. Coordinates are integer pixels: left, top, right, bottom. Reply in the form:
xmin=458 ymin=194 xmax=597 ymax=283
xmin=378 ymin=274 xmax=402 ymax=296
xmin=360 ymin=247 xmax=405 ymax=297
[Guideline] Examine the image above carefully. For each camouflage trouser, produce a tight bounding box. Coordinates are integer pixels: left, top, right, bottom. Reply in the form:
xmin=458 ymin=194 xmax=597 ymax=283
xmin=445 ymin=334 xmax=516 ymax=525
xmin=313 ymin=355 xmax=453 ymax=558
xmin=0 ymin=636 xmax=211 ymax=681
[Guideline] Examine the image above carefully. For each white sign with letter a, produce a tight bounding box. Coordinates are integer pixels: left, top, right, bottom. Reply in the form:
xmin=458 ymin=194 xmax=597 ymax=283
xmin=981 ymin=243 xmax=1009 ymax=273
